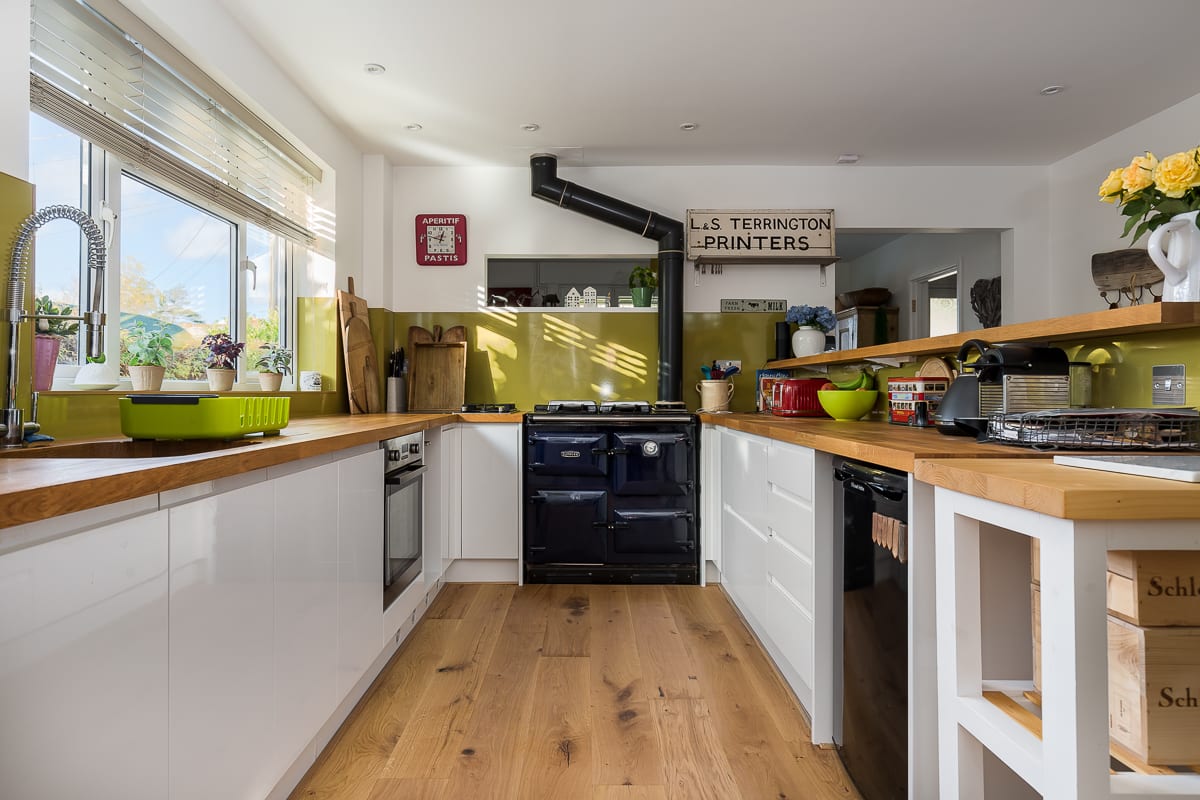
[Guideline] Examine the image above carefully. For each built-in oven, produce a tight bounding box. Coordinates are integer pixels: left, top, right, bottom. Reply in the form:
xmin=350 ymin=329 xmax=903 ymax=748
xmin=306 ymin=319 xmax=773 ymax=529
xmin=383 ymin=431 xmax=425 ymax=610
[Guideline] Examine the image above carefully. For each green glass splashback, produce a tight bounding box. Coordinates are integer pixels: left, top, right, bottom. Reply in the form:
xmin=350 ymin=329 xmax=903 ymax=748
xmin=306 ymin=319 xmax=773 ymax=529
xmin=0 ymin=173 xmax=35 ymax=422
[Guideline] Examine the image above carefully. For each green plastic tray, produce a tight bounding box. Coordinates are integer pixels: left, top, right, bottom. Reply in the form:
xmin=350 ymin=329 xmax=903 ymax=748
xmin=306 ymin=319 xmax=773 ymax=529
xmin=119 ymin=395 xmax=291 ymax=440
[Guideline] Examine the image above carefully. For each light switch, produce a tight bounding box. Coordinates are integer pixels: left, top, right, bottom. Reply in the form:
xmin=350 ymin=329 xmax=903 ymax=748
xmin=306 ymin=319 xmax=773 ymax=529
xmin=1152 ymin=364 xmax=1186 ymax=406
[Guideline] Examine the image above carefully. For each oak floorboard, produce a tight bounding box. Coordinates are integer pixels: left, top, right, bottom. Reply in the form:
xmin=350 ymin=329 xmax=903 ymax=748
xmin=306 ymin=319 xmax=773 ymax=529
xmin=543 ymin=584 xmax=592 ymax=656
xmin=382 ymin=583 xmax=514 ymax=779
xmin=288 ymin=619 xmax=459 ymax=800
xmin=511 ymin=656 xmax=593 ymax=799
xmin=667 ymin=586 xmax=858 ymax=798
xmin=293 ymin=584 xmax=860 ymax=800
xmin=651 ymin=697 xmax=743 ymax=800
xmin=439 ymin=584 xmax=550 ymax=799
xmin=593 ymin=787 xmax=669 ymax=800
xmin=424 ymin=582 xmax=477 ymax=619
xmin=365 ymin=778 xmax=447 ymax=800
xmin=589 ymin=585 xmax=666 ymax=788
xmin=626 ymin=586 xmax=702 ymax=700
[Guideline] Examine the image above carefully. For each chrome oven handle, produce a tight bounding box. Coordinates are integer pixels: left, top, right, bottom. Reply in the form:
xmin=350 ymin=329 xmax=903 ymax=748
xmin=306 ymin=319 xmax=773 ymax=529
xmin=385 ymin=463 xmax=428 ymax=487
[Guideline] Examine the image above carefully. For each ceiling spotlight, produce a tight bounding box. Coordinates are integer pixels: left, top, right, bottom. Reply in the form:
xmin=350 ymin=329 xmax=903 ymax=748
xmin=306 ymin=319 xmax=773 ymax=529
xmin=403 ymin=122 xmax=423 ymax=132
xmin=363 ymin=63 xmax=386 ymax=75
xmin=679 ymin=122 xmax=699 ymax=132
xmin=1040 ymin=85 xmax=1065 ymax=96
xmin=836 ymin=154 xmax=860 ymax=165
xmin=520 ymin=123 xmax=541 ymax=132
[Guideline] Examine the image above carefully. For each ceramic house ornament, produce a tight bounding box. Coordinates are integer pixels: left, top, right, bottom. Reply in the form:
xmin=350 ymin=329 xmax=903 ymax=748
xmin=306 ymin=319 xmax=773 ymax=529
xmin=582 ymin=286 xmax=598 ymax=306
xmin=565 ymin=288 xmax=582 ymax=307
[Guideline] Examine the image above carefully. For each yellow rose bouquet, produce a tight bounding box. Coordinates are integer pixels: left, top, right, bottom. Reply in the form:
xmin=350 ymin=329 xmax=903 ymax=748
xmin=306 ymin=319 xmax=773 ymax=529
xmin=1099 ymin=148 xmax=1200 ymax=242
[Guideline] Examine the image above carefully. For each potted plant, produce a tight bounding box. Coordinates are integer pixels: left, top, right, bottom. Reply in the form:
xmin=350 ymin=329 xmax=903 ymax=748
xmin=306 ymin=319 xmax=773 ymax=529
xmin=629 ymin=264 xmax=658 ymax=307
xmin=32 ymin=295 xmax=79 ymax=391
xmin=124 ymin=321 xmax=173 ymax=391
xmin=253 ymin=343 xmax=292 ymax=392
xmin=785 ymin=304 xmax=836 ymax=357
xmin=201 ymin=333 xmax=245 ymax=391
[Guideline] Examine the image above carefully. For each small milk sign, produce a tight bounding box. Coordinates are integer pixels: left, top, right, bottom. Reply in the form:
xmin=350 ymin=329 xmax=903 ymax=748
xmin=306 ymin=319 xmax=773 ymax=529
xmin=686 ymin=209 xmax=836 ymax=263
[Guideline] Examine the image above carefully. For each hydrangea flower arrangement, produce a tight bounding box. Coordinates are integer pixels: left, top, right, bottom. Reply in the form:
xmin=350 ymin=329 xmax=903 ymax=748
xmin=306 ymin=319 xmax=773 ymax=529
xmin=785 ymin=304 xmax=836 ymax=332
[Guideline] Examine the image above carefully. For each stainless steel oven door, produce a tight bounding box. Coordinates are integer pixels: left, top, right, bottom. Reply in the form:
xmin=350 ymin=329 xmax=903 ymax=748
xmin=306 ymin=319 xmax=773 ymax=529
xmin=384 ymin=463 xmax=427 ymax=610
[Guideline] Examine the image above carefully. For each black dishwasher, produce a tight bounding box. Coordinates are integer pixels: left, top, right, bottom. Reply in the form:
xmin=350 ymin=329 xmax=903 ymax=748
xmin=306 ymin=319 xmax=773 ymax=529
xmin=834 ymin=458 xmax=908 ymax=800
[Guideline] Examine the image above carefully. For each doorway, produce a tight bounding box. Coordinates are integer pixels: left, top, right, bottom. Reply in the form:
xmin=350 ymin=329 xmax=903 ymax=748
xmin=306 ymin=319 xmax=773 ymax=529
xmin=910 ymin=267 xmax=959 ymax=339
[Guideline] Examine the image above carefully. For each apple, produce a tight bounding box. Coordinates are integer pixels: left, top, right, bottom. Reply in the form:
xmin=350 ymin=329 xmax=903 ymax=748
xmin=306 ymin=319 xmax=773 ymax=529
xmin=820 ymin=382 xmax=836 ymax=391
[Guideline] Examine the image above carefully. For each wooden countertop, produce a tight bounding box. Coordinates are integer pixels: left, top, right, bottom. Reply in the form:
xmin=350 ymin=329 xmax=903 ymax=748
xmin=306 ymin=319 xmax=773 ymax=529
xmin=913 ymin=458 xmax=1200 ymax=520
xmin=700 ymin=413 xmax=1046 ymax=472
xmin=0 ymin=414 xmax=455 ymax=531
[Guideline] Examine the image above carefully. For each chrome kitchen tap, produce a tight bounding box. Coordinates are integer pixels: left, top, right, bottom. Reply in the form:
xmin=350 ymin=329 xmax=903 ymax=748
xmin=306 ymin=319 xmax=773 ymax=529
xmin=3 ymin=205 xmax=107 ymax=447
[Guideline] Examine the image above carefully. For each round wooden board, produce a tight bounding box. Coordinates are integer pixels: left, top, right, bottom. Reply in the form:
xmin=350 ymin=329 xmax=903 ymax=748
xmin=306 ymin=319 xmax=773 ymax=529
xmin=344 ymin=316 xmax=380 ymax=413
xmin=916 ymin=357 xmax=955 ymax=380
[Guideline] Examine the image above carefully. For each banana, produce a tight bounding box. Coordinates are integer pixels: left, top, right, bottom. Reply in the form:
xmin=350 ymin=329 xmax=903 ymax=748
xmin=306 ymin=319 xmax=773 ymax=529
xmin=831 ymin=370 xmax=865 ymax=390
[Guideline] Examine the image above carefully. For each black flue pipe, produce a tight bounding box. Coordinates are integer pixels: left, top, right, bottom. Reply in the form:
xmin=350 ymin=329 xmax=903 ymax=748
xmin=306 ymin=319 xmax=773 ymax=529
xmin=530 ymin=154 xmax=685 ymax=402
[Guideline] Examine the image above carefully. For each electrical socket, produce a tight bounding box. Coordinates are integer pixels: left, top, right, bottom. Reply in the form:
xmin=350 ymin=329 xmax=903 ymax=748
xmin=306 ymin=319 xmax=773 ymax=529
xmin=715 ymin=360 xmax=741 ymax=372
xmin=1152 ymin=364 xmax=1186 ymax=405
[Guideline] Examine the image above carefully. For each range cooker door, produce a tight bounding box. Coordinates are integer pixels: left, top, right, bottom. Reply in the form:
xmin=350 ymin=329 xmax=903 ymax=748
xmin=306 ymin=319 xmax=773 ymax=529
xmin=609 ymin=509 xmax=695 ymax=563
xmin=611 ymin=432 xmax=692 ymax=495
xmin=527 ymin=432 xmax=608 ymax=477
xmin=525 ymin=490 xmax=607 ymax=564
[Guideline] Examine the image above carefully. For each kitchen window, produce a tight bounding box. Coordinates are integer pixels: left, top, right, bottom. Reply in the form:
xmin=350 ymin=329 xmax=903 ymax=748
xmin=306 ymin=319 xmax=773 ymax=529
xmin=29 ymin=113 xmax=292 ymax=387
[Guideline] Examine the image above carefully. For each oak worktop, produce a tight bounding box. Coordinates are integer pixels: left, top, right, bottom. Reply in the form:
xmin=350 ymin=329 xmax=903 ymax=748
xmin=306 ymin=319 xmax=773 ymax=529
xmin=913 ymin=457 xmax=1200 ymax=520
xmin=700 ymin=412 xmax=1041 ymax=472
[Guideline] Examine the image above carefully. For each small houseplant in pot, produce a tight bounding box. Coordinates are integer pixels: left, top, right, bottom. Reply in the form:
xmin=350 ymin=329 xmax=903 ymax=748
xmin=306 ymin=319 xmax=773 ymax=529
xmin=201 ymin=333 xmax=245 ymax=391
xmin=124 ymin=321 xmax=173 ymax=391
xmin=629 ymin=264 xmax=657 ymax=307
xmin=32 ymin=295 xmax=78 ymax=391
xmin=253 ymin=343 xmax=292 ymax=392
xmin=785 ymin=304 xmax=836 ymax=357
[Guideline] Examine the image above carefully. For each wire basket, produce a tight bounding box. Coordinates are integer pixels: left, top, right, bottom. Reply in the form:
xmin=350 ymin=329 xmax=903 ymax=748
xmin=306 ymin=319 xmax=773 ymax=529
xmin=985 ymin=409 xmax=1200 ymax=450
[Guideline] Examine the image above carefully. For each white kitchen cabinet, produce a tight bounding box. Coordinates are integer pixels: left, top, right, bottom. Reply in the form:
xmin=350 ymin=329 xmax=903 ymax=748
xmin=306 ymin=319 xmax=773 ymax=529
xmin=336 ymin=448 xmax=384 ymax=699
xmin=700 ymin=424 xmax=722 ymax=573
xmin=0 ymin=508 xmax=169 ymax=800
xmin=720 ymin=428 xmax=769 ymax=627
xmin=169 ymin=478 xmax=278 ymax=800
xmin=421 ymin=427 xmax=445 ymax=586
xmin=272 ymin=458 xmax=340 ymax=770
xmin=459 ymin=423 xmax=520 ymax=559
xmin=441 ymin=424 xmax=462 ymax=562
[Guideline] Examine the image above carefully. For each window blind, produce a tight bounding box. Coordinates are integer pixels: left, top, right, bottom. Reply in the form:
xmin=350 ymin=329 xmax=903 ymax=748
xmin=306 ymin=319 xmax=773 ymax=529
xmin=29 ymin=0 xmax=318 ymax=245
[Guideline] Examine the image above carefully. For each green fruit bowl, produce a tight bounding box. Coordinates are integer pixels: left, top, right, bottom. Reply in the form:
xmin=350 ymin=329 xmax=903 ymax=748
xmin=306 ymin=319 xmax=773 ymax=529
xmin=817 ymin=390 xmax=879 ymax=421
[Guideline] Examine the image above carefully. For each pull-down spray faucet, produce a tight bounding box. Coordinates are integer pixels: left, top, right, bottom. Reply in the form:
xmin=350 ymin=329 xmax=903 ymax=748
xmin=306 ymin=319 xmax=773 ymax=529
xmin=4 ymin=205 xmax=107 ymax=447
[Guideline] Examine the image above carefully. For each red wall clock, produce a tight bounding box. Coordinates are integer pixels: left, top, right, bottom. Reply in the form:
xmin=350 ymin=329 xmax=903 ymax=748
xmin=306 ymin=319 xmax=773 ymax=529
xmin=415 ymin=213 xmax=467 ymax=266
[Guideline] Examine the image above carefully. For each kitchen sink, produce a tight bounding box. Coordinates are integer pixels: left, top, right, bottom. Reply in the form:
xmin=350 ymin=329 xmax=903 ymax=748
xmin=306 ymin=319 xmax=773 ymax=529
xmin=0 ymin=438 xmax=266 ymax=459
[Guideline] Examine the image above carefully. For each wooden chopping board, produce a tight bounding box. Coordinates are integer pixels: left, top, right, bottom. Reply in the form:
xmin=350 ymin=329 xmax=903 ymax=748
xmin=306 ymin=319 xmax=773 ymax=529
xmin=337 ymin=278 xmax=382 ymax=414
xmin=407 ymin=324 xmax=467 ymax=411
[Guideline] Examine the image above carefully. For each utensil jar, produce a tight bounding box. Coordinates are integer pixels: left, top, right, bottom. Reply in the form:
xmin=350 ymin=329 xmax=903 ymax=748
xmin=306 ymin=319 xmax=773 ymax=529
xmin=697 ymin=379 xmax=734 ymax=412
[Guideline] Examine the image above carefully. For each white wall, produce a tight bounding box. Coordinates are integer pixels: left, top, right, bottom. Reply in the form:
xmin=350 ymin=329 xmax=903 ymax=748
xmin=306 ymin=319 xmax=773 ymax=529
xmin=362 ymin=154 xmax=394 ymax=304
xmin=842 ymin=232 xmax=1002 ymax=336
xmin=392 ymin=164 xmax=1050 ymax=320
xmin=1049 ymin=91 xmax=1200 ymax=317
xmin=0 ymin=0 xmax=30 ymax=178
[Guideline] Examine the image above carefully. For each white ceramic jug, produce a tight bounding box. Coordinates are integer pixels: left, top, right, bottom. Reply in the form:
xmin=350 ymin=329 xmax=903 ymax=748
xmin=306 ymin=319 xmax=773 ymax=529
xmin=696 ymin=379 xmax=734 ymax=412
xmin=1147 ymin=210 xmax=1200 ymax=302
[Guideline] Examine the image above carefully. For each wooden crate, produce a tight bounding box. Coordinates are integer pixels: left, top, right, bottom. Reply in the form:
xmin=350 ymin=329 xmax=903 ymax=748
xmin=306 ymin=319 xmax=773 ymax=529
xmin=1108 ymin=615 xmax=1200 ymax=765
xmin=1107 ymin=551 xmax=1200 ymax=627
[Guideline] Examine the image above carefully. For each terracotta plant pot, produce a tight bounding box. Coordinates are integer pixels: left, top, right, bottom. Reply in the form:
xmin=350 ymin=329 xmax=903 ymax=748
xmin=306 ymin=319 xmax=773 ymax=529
xmin=259 ymin=372 xmax=284 ymax=392
xmin=206 ymin=368 xmax=236 ymax=392
xmin=128 ymin=364 xmax=166 ymax=392
xmin=33 ymin=334 xmax=61 ymax=391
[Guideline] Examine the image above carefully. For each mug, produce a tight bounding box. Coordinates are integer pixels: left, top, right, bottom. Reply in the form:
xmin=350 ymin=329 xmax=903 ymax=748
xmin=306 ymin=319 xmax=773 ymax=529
xmin=696 ymin=379 xmax=734 ymax=411
xmin=299 ymin=370 xmax=323 ymax=392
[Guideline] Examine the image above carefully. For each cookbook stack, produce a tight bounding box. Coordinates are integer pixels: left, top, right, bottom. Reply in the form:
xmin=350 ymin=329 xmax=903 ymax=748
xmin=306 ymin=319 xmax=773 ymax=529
xmin=1032 ymin=542 xmax=1200 ymax=765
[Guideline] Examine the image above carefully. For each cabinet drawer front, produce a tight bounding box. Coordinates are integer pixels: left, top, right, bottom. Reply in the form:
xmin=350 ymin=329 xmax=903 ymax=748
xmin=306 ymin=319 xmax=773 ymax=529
xmin=610 ymin=509 xmax=695 ymax=562
xmin=766 ymin=533 xmax=814 ymax=616
xmin=766 ymin=579 xmax=815 ymax=689
xmin=768 ymin=441 xmax=813 ymax=501
xmin=525 ymin=490 xmax=607 ymax=563
xmin=768 ymin=484 xmax=814 ymax=561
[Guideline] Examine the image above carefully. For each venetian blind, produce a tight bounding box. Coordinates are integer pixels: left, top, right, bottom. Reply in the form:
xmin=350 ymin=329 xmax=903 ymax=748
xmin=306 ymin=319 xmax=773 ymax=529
xmin=29 ymin=0 xmax=319 ymax=244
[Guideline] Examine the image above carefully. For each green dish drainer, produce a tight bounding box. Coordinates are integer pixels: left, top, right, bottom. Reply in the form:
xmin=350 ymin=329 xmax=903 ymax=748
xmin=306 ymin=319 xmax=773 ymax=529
xmin=119 ymin=395 xmax=291 ymax=440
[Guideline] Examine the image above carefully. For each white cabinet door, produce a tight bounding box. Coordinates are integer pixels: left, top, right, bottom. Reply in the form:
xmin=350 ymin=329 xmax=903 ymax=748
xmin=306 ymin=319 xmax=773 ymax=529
xmin=0 ymin=510 xmax=169 ymax=800
xmin=460 ymin=423 xmax=520 ymax=559
xmin=720 ymin=429 xmax=769 ymax=535
xmin=720 ymin=429 xmax=770 ymax=628
xmin=169 ymin=479 xmax=278 ymax=800
xmin=421 ymin=428 xmax=444 ymax=586
xmin=337 ymin=448 xmax=384 ymax=699
xmin=701 ymin=424 xmax=722 ymax=572
xmin=273 ymin=460 xmax=340 ymax=769
xmin=441 ymin=425 xmax=462 ymax=561
xmin=721 ymin=506 xmax=768 ymax=628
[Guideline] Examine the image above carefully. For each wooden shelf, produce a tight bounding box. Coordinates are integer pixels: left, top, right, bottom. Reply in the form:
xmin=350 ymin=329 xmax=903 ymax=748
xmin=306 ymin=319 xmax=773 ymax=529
xmin=765 ymin=302 xmax=1200 ymax=370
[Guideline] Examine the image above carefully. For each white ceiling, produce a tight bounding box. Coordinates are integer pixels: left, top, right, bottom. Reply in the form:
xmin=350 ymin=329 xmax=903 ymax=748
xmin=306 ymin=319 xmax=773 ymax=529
xmin=215 ymin=0 xmax=1200 ymax=168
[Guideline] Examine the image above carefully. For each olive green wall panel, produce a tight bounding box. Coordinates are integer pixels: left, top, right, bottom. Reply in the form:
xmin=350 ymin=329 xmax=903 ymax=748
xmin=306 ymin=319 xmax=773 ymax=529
xmin=0 ymin=172 xmax=35 ymax=426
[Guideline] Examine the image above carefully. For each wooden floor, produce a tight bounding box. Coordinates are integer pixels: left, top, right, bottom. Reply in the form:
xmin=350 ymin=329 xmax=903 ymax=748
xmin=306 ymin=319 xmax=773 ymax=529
xmin=289 ymin=583 xmax=860 ymax=800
